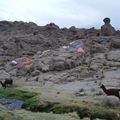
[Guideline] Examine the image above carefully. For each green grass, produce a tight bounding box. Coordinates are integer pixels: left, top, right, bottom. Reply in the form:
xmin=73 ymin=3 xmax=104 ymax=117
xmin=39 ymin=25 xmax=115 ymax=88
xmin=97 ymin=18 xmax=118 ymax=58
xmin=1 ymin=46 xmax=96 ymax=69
xmin=0 ymin=88 xmax=119 ymax=120
xmin=0 ymin=88 xmax=39 ymax=110
xmin=0 ymin=88 xmax=36 ymax=100
xmin=0 ymin=110 xmax=23 ymax=120
xmin=46 ymin=104 xmax=120 ymax=120
xmin=0 ymin=109 xmax=80 ymax=120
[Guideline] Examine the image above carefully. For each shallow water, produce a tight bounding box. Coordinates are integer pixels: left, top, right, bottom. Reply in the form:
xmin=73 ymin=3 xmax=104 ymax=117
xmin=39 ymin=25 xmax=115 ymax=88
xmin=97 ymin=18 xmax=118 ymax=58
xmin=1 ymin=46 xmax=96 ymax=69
xmin=0 ymin=97 xmax=24 ymax=110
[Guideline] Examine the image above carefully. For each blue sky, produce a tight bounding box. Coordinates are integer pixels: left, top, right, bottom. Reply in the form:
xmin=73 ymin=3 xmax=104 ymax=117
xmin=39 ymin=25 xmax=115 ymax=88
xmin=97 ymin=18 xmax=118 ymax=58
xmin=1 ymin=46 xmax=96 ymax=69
xmin=0 ymin=0 xmax=119 ymax=29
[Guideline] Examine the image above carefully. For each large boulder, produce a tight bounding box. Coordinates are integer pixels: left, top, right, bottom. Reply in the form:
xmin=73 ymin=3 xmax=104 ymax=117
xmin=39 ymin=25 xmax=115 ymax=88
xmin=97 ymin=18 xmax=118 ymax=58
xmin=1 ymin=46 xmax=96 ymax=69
xmin=31 ymin=58 xmax=52 ymax=72
xmin=44 ymin=23 xmax=60 ymax=30
xmin=31 ymin=70 xmax=40 ymax=77
xmin=85 ymin=27 xmax=100 ymax=37
xmin=111 ymin=38 xmax=120 ymax=48
xmin=32 ymin=47 xmax=84 ymax=72
xmin=89 ymin=53 xmax=106 ymax=71
xmin=51 ymin=54 xmax=82 ymax=71
xmin=90 ymin=43 xmax=108 ymax=53
xmin=105 ymin=61 xmax=120 ymax=67
xmin=106 ymin=50 xmax=120 ymax=62
xmin=97 ymin=96 xmax=120 ymax=107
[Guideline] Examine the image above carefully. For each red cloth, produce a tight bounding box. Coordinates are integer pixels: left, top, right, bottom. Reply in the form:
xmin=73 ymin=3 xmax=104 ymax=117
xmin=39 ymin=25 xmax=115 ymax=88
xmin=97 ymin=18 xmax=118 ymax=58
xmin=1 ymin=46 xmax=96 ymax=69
xmin=77 ymin=48 xmax=85 ymax=54
xmin=16 ymin=56 xmax=32 ymax=69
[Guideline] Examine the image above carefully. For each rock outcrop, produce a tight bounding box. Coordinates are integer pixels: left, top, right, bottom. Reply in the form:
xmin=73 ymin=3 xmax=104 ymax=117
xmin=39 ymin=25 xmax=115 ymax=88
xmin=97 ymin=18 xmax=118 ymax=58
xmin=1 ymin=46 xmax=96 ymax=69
xmin=101 ymin=17 xmax=115 ymax=36
xmin=0 ymin=20 xmax=119 ymax=85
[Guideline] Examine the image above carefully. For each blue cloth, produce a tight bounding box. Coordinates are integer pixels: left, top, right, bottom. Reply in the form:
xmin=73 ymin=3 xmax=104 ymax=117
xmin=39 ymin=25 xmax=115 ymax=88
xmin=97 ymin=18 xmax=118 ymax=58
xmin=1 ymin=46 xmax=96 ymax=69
xmin=69 ymin=40 xmax=84 ymax=53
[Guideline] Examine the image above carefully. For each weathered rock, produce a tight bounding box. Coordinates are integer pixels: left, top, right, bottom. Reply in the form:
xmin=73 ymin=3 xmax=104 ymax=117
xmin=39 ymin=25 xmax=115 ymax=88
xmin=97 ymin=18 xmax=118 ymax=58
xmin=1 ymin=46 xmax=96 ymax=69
xmin=85 ymin=27 xmax=100 ymax=37
xmin=9 ymin=69 xmax=17 ymax=76
xmin=69 ymin=26 xmax=77 ymax=33
xmin=90 ymin=43 xmax=108 ymax=53
xmin=75 ymin=88 xmax=86 ymax=97
xmin=45 ymin=23 xmax=60 ymax=30
xmin=0 ymin=70 xmax=10 ymax=80
xmin=106 ymin=61 xmax=120 ymax=67
xmin=97 ymin=96 xmax=120 ymax=107
xmin=16 ymin=69 xmax=27 ymax=76
xmin=89 ymin=64 xmax=99 ymax=71
xmin=27 ymin=76 xmax=39 ymax=82
xmin=31 ymin=70 xmax=40 ymax=77
xmin=89 ymin=53 xmax=106 ymax=71
xmin=32 ymin=59 xmax=51 ymax=72
xmin=31 ymin=47 xmax=84 ymax=73
xmin=106 ymin=50 xmax=120 ymax=62
xmin=38 ymin=73 xmax=60 ymax=82
xmin=111 ymin=38 xmax=120 ymax=48
xmin=101 ymin=17 xmax=115 ymax=36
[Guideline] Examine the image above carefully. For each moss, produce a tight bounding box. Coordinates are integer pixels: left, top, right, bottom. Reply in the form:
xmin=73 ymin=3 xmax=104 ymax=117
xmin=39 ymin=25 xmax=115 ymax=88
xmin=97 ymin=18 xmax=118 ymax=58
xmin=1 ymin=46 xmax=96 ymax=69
xmin=0 ymin=88 xmax=37 ymax=100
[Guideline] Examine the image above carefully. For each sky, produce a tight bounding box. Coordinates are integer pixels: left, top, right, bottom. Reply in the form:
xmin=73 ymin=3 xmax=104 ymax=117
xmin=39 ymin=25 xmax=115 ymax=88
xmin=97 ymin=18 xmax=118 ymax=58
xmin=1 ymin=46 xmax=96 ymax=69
xmin=0 ymin=0 xmax=120 ymax=29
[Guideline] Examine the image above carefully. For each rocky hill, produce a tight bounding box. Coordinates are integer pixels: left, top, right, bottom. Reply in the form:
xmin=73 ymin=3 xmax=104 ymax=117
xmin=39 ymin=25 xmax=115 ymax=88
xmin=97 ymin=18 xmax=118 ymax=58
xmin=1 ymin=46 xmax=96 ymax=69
xmin=0 ymin=21 xmax=119 ymax=78
xmin=0 ymin=20 xmax=120 ymax=120
xmin=0 ymin=20 xmax=120 ymax=82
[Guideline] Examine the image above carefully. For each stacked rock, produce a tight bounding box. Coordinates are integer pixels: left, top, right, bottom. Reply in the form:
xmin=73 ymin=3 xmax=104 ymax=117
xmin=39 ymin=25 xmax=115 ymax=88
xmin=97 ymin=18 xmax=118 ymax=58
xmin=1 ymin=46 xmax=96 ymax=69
xmin=101 ymin=17 xmax=115 ymax=36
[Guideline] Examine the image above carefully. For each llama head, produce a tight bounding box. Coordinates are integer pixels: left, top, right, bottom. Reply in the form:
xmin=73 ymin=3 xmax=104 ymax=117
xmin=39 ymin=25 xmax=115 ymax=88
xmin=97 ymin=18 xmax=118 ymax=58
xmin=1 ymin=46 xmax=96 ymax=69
xmin=96 ymin=81 xmax=102 ymax=86
xmin=100 ymin=84 xmax=105 ymax=89
xmin=98 ymin=82 xmax=104 ymax=88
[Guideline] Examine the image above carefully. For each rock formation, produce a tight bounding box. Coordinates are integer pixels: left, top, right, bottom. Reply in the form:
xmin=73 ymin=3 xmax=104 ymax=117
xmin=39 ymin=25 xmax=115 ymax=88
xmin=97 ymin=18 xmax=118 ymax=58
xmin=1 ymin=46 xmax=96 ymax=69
xmin=101 ymin=17 xmax=115 ymax=36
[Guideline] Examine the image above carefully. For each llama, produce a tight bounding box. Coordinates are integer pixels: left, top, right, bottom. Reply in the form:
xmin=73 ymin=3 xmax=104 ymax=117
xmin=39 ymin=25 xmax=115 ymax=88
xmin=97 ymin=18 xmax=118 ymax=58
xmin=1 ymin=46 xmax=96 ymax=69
xmin=100 ymin=84 xmax=120 ymax=99
xmin=0 ymin=78 xmax=13 ymax=88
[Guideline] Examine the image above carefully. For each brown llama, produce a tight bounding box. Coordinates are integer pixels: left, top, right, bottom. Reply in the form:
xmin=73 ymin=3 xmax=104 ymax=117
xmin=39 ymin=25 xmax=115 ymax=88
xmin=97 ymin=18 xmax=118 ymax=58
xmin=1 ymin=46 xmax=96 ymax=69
xmin=0 ymin=78 xmax=13 ymax=88
xmin=100 ymin=84 xmax=120 ymax=99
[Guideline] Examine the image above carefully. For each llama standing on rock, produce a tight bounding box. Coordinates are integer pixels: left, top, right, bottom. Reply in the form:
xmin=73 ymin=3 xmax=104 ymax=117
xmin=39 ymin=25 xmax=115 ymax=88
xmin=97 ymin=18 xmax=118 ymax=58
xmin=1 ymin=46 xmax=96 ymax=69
xmin=0 ymin=78 xmax=13 ymax=88
xmin=100 ymin=84 xmax=120 ymax=99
